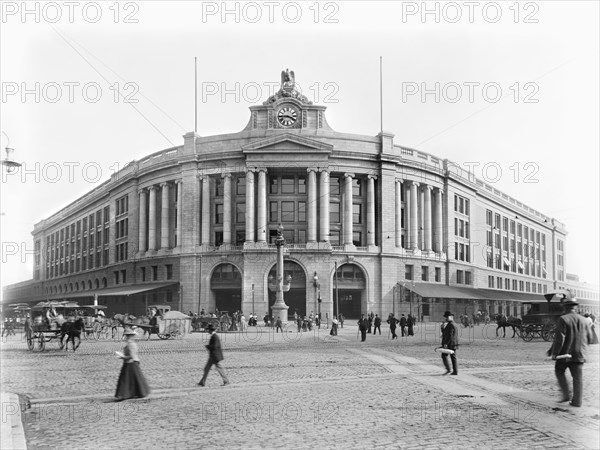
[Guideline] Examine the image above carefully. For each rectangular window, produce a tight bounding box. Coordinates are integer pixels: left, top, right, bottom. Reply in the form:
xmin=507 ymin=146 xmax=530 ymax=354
xmin=236 ymin=177 xmax=246 ymax=195
xmin=298 ymin=230 xmax=306 ymax=244
xmin=215 ymin=178 xmax=224 ymax=196
xmin=298 ymin=176 xmax=306 ymax=194
xmin=486 ymin=210 xmax=492 ymax=226
xmin=456 ymin=270 xmax=463 ymax=284
xmin=281 ymin=176 xmax=294 ymax=194
xmin=121 ymin=270 xmax=126 ymax=284
xmin=497 ymin=277 xmax=502 ymax=289
xmin=405 ymin=265 xmax=413 ymax=281
xmin=141 ymin=267 xmax=146 ymax=282
xmin=353 ymin=204 xmax=362 ymax=224
xmin=114 ymin=271 xmax=119 ymax=284
xmin=503 ymin=217 xmax=508 ymax=231
xmin=330 ymin=202 xmax=340 ymax=223
xmin=281 ymin=202 xmax=295 ymax=222
xmin=269 ymin=202 xmax=278 ymax=222
xmin=352 ymin=231 xmax=362 ymax=247
xmin=421 ymin=266 xmax=429 ymax=281
xmin=518 ymin=224 xmax=522 ymax=237
xmin=236 ymin=231 xmax=245 ymax=245
xmin=166 ymin=264 xmax=173 ymax=280
xmin=512 ymin=280 xmax=517 ymax=290
xmin=352 ymin=179 xmax=361 ymax=196
xmin=269 ymin=177 xmax=278 ymax=194
xmin=495 ymin=214 xmax=501 ymax=229
xmin=152 ymin=266 xmax=158 ymax=281
xmin=214 ymin=232 xmax=223 ymax=247
xmin=329 ymin=230 xmax=340 ymax=246
xmin=505 ymin=278 xmax=510 ymax=290
xmin=215 ymin=204 xmax=223 ymax=224
xmin=236 ymin=203 xmax=245 ymax=223
xmin=489 ymin=276 xmax=495 ymax=288
xmin=519 ymin=280 xmax=524 ymax=291
xmin=435 ymin=267 xmax=441 ymax=282
xmin=330 ymin=177 xmax=340 ymax=195
xmin=298 ymin=202 xmax=306 ymax=222
xmin=465 ymin=271 xmax=472 ymax=285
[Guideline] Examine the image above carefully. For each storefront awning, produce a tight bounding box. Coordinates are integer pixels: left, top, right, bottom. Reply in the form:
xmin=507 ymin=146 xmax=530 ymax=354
xmin=405 ymin=283 xmax=547 ymax=303
xmin=45 ymin=282 xmax=179 ymax=300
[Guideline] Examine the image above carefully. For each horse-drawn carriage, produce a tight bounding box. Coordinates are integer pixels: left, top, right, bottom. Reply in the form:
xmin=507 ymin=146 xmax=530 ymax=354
xmin=121 ymin=306 xmax=192 ymax=340
xmin=27 ymin=301 xmax=83 ymax=351
xmin=519 ymin=291 xmax=570 ymax=342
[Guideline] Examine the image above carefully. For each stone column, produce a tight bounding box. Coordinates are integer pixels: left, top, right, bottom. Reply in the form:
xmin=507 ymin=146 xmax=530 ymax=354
xmin=257 ymin=169 xmax=267 ymax=243
xmin=138 ymin=189 xmax=147 ymax=253
xmin=367 ymin=175 xmax=376 ymax=246
xmin=148 ymin=186 xmax=157 ymax=251
xmin=424 ymin=185 xmax=433 ymax=253
xmin=201 ymin=176 xmax=210 ymax=245
xmin=223 ymin=173 xmax=232 ymax=245
xmin=307 ymin=169 xmax=317 ymax=242
xmin=395 ymin=179 xmax=402 ymax=248
xmin=245 ymin=170 xmax=255 ymax=242
xmin=319 ymin=170 xmax=330 ymax=242
xmin=419 ymin=186 xmax=425 ymax=250
xmin=410 ymin=182 xmax=419 ymax=251
xmin=343 ymin=173 xmax=354 ymax=245
xmin=175 ymin=180 xmax=182 ymax=248
xmin=435 ymin=188 xmax=443 ymax=253
xmin=160 ymin=182 xmax=170 ymax=249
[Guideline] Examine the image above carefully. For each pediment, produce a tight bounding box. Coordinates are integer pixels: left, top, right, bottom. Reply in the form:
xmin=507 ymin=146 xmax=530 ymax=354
xmin=241 ymin=133 xmax=333 ymax=155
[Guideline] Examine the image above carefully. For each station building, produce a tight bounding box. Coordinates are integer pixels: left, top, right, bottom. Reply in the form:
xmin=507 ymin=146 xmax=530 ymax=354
xmin=3 ymin=71 xmax=598 ymax=320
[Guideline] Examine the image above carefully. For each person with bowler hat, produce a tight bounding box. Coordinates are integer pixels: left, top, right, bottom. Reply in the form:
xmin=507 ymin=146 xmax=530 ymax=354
xmin=198 ymin=323 xmax=229 ymax=387
xmin=441 ymin=311 xmax=459 ymax=375
xmin=548 ymin=297 xmax=595 ymax=407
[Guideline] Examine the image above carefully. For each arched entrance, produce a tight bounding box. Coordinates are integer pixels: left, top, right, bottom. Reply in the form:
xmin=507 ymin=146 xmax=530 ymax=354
xmin=333 ymin=263 xmax=366 ymax=319
xmin=268 ymin=261 xmax=306 ymax=318
xmin=211 ymin=263 xmax=242 ymax=313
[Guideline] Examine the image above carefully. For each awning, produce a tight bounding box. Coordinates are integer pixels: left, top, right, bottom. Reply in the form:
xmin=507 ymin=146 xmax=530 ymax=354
xmin=44 ymin=282 xmax=179 ymax=300
xmin=405 ymin=283 xmax=547 ymax=303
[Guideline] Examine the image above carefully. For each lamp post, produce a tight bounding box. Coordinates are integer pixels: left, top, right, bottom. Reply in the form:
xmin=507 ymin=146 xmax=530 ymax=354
xmin=1 ymin=146 xmax=21 ymax=173
xmin=313 ymin=271 xmax=318 ymax=322
xmin=269 ymin=224 xmax=290 ymax=322
xmin=334 ymin=261 xmax=339 ymax=320
xmin=410 ymin=281 xmax=415 ymax=316
xmin=252 ymin=283 xmax=255 ymax=316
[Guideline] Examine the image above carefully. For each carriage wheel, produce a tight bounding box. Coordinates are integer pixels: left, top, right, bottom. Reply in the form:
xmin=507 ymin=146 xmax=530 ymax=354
xmin=96 ymin=326 xmax=110 ymax=340
xmin=27 ymin=335 xmax=34 ymax=351
xmin=157 ymin=333 xmax=170 ymax=340
xmin=38 ymin=334 xmax=46 ymax=351
xmin=542 ymin=324 xmax=555 ymax=342
xmin=522 ymin=325 xmax=534 ymax=342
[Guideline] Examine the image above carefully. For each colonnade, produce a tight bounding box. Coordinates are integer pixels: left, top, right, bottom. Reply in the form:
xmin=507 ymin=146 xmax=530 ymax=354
xmin=138 ymin=181 xmax=182 ymax=252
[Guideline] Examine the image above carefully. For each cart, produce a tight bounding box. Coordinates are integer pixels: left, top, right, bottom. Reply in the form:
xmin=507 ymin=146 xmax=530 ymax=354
xmin=126 ymin=310 xmax=191 ymax=340
xmin=28 ymin=301 xmax=80 ymax=351
xmin=519 ymin=292 xmax=569 ymax=342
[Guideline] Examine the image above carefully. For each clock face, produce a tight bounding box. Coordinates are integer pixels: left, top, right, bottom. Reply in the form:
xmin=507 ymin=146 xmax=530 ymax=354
xmin=277 ymin=106 xmax=298 ymax=126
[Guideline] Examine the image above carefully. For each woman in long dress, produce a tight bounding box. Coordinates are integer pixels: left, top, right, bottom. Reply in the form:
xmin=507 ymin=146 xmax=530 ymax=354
xmin=115 ymin=328 xmax=150 ymax=401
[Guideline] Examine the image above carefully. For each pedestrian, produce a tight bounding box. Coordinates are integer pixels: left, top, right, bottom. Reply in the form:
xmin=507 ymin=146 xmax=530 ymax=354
xmin=440 ymin=311 xmax=458 ymax=375
xmin=330 ymin=316 xmax=338 ymax=336
xmin=407 ymin=314 xmax=414 ymax=336
xmin=584 ymin=313 xmax=599 ymax=344
xmin=297 ymin=314 xmax=302 ymax=332
xmin=387 ymin=313 xmax=398 ymax=340
xmin=358 ymin=314 xmax=368 ymax=342
xmin=547 ymin=298 xmax=594 ymax=407
xmin=373 ymin=314 xmax=382 ymax=335
xmin=275 ymin=316 xmax=283 ymax=333
xmin=400 ymin=314 xmax=407 ymax=337
xmin=198 ymin=323 xmax=229 ymax=387
xmin=24 ymin=314 xmax=33 ymax=340
xmin=115 ymin=329 xmax=150 ymax=401
xmin=339 ymin=314 xmax=345 ymax=328
xmin=367 ymin=313 xmax=373 ymax=334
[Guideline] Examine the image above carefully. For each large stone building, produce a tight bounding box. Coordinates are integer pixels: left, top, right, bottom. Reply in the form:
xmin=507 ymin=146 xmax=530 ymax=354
xmin=3 ymin=70 xmax=598 ymax=319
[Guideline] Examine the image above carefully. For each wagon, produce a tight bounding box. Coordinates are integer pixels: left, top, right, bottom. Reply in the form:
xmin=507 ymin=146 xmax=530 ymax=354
xmin=519 ymin=292 xmax=569 ymax=342
xmin=28 ymin=301 xmax=80 ymax=351
xmin=127 ymin=310 xmax=191 ymax=340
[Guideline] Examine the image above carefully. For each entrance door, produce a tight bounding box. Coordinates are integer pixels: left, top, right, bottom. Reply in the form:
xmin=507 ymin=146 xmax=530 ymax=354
xmin=336 ymin=290 xmax=362 ymax=319
xmin=268 ymin=289 xmax=306 ymax=318
xmin=215 ymin=290 xmax=241 ymax=314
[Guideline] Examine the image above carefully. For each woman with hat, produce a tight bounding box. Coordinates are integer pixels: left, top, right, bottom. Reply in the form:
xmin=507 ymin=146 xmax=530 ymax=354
xmin=115 ymin=328 xmax=150 ymax=401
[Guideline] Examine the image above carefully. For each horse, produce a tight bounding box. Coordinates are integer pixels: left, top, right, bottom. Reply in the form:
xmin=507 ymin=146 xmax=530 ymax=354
xmin=495 ymin=315 xmax=522 ymax=338
xmin=459 ymin=314 xmax=473 ymax=328
xmin=61 ymin=318 xmax=85 ymax=351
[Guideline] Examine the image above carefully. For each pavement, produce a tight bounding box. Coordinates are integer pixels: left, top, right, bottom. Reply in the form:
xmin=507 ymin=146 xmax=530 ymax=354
xmin=1 ymin=322 xmax=599 ymax=449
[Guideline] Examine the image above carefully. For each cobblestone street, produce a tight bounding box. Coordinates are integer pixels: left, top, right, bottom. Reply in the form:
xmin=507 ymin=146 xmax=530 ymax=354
xmin=2 ymin=324 xmax=599 ymax=449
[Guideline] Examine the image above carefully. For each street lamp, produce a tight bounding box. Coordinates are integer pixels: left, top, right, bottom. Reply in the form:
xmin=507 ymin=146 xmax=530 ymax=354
xmin=334 ymin=261 xmax=340 ymax=320
xmin=313 ymin=272 xmax=321 ymax=328
xmin=1 ymin=147 xmax=21 ymax=173
xmin=268 ymin=224 xmax=291 ymax=322
xmin=252 ymin=283 xmax=255 ymax=316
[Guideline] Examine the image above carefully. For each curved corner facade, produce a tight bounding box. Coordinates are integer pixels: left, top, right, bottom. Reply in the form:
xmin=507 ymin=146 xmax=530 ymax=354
xmin=6 ymin=75 xmax=596 ymax=319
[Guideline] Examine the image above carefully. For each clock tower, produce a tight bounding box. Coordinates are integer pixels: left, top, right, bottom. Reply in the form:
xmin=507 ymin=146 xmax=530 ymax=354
xmin=243 ymin=69 xmax=331 ymax=132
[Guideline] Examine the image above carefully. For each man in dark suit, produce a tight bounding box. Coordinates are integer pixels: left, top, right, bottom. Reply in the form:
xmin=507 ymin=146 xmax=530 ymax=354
xmin=441 ymin=311 xmax=458 ymax=375
xmin=373 ymin=314 xmax=382 ymax=335
xmin=548 ymin=298 xmax=595 ymax=407
xmin=357 ymin=314 xmax=368 ymax=341
xmin=387 ymin=313 xmax=399 ymax=339
xmin=198 ymin=324 xmax=229 ymax=387
xmin=399 ymin=314 xmax=407 ymax=337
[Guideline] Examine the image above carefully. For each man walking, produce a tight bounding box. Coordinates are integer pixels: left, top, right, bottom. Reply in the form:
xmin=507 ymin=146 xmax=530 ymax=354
xmin=441 ymin=311 xmax=458 ymax=375
xmin=275 ymin=316 xmax=283 ymax=333
xmin=548 ymin=297 xmax=594 ymax=407
xmin=358 ymin=314 xmax=368 ymax=342
xmin=400 ymin=314 xmax=407 ymax=337
xmin=198 ymin=324 xmax=229 ymax=387
xmin=387 ymin=313 xmax=399 ymax=340
xmin=407 ymin=314 xmax=414 ymax=336
xmin=373 ymin=314 xmax=382 ymax=335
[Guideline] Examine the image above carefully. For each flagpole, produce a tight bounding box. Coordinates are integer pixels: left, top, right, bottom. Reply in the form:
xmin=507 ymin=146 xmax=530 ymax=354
xmin=379 ymin=56 xmax=383 ymax=134
xmin=194 ymin=56 xmax=198 ymax=133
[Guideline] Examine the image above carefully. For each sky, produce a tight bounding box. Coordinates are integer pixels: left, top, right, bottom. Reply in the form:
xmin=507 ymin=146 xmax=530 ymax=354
xmin=1 ymin=1 xmax=598 ymax=290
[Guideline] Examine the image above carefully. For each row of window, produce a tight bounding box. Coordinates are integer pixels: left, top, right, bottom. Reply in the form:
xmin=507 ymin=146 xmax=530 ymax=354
xmin=405 ymin=265 xmax=443 ymax=282
xmin=488 ymin=275 xmax=548 ymax=294
xmin=486 ymin=210 xmax=547 ymax=245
